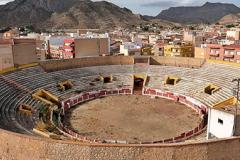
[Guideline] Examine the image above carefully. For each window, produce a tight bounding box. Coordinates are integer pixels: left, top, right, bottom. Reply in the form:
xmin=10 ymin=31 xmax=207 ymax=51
xmin=218 ymin=118 xmax=223 ymax=125
xmin=225 ymin=50 xmax=235 ymax=55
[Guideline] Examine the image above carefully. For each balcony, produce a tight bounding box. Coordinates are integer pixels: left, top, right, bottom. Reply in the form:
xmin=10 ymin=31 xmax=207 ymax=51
xmin=224 ymin=54 xmax=234 ymax=58
xmin=209 ymin=53 xmax=219 ymax=57
xmin=224 ymin=50 xmax=235 ymax=58
xmin=172 ymin=52 xmax=181 ymax=56
xmin=209 ymin=49 xmax=220 ymax=57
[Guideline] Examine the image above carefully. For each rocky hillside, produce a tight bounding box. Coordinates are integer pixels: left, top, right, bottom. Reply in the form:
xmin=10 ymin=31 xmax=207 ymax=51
xmin=218 ymin=13 xmax=240 ymax=24
xmin=0 ymin=0 xmax=143 ymax=30
xmin=156 ymin=2 xmax=240 ymax=24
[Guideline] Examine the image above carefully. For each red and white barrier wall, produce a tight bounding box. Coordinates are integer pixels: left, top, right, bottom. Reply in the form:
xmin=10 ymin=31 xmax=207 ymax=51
xmin=143 ymin=87 xmax=208 ymax=143
xmin=61 ymin=88 xmax=133 ymax=112
xmin=58 ymin=87 xmax=208 ymax=144
xmin=143 ymin=88 xmax=208 ymax=114
xmin=59 ymin=87 xmax=133 ymax=143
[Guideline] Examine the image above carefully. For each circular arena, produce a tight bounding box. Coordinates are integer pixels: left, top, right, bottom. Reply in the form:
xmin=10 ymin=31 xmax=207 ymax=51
xmin=0 ymin=56 xmax=240 ymax=160
xmin=64 ymin=95 xmax=202 ymax=143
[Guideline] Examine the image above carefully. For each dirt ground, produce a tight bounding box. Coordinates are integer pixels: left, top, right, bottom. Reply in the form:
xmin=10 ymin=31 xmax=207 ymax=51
xmin=64 ymin=95 xmax=201 ymax=143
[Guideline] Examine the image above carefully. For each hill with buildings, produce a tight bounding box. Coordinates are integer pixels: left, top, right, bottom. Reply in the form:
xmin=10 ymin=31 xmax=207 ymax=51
xmin=0 ymin=0 xmax=143 ymax=30
xmin=156 ymin=2 xmax=240 ymax=24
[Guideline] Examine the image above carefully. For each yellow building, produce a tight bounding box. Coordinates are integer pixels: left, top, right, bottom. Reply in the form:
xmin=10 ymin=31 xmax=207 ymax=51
xmin=164 ymin=44 xmax=194 ymax=57
xmin=141 ymin=47 xmax=153 ymax=56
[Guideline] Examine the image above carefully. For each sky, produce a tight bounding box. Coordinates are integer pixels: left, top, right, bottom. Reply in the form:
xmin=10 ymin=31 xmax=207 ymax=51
xmin=0 ymin=0 xmax=239 ymax=16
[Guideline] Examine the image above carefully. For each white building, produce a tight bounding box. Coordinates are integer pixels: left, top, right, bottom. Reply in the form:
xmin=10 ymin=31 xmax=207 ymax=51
xmin=183 ymin=31 xmax=196 ymax=42
xmin=149 ymin=34 xmax=160 ymax=45
xmin=217 ymin=39 xmax=235 ymax=45
xmin=120 ymin=42 xmax=141 ymax=56
xmin=227 ymin=29 xmax=240 ymax=41
xmin=207 ymin=105 xmax=240 ymax=139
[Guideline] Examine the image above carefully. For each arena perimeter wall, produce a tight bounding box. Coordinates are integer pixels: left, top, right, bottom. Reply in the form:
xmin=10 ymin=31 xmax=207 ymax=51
xmin=150 ymin=56 xmax=205 ymax=68
xmin=1 ymin=128 xmax=240 ymax=160
xmin=39 ymin=56 xmax=205 ymax=72
xmin=39 ymin=56 xmax=135 ymax=72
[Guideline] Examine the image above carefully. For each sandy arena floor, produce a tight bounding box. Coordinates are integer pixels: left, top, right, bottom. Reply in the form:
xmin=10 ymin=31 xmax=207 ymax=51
xmin=64 ymin=95 xmax=201 ymax=143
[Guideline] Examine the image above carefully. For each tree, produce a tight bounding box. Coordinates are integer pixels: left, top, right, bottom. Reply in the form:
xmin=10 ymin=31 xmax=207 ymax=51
xmin=142 ymin=26 xmax=149 ymax=32
xmin=226 ymin=24 xmax=235 ymax=28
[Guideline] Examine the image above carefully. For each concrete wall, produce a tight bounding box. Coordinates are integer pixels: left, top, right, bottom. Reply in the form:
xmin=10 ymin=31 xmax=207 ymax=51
xmin=0 ymin=44 xmax=14 ymax=70
xmin=40 ymin=56 xmax=205 ymax=72
xmin=12 ymin=39 xmax=37 ymax=66
xmin=1 ymin=128 xmax=240 ymax=160
xmin=75 ymin=38 xmax=110 ymax=58
xmin=12 ymin=43 xmax=37 ymax=65
xmin=150 ymin=56 xmax=205 ymax=68
xmin=195 ymin=47 xmax=207 ymax=59
xmin=0 ymin=38 xmax=38 ymax=69
xmin=40 ymin=56 xmax=134 ymax=72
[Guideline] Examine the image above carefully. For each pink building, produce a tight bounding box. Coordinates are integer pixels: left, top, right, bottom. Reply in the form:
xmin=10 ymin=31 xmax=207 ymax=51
xmin=63 ymin=39 xmax=75 ymax=59
xmin=206 ymin=44 xmax=240 ymax=63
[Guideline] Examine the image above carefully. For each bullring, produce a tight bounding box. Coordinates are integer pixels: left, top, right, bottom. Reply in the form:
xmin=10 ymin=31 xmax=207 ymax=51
xmin=0 ymin=56 xmax=240 ymax=160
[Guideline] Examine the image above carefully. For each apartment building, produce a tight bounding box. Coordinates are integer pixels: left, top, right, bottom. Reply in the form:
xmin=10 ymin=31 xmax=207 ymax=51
xmin=226 ymin=29 xmax=240 ymax=41
xmin=164 ymin=43 xmax=194 ymax=57
xmin=63 ymin=39 xmax=75 ymax=59
xmin=120 ymin=42 xmax=141 ymax=56
xmin=206 ymin=44 xmax=240 ymax=63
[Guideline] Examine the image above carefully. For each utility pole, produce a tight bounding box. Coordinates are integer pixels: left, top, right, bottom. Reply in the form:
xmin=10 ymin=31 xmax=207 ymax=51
xmin=232 ymin=78 xmax=240 ymax=135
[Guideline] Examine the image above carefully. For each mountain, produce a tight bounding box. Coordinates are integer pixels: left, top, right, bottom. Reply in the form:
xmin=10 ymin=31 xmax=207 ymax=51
xmin=156 ymin=2 xmax=240 ymax=24
xmin=218 ymin=13 xmax=240 ymax=24
xmin=0 ymin=0 xmax=143 ymax=30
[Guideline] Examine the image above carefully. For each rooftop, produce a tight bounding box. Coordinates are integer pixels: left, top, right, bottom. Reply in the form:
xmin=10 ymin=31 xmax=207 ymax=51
xmin=215 ymin=105 xmax=240 ymax=115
